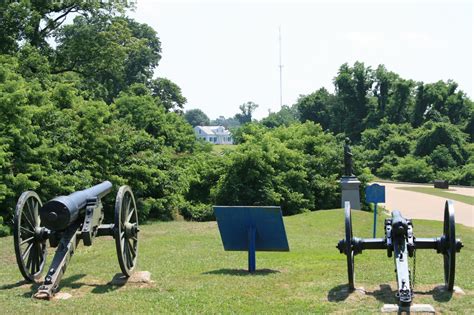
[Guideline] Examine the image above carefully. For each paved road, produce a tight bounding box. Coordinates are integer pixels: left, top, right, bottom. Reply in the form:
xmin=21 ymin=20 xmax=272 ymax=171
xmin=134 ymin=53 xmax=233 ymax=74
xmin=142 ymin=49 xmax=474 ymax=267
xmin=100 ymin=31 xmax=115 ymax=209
xmin=373 ymin=182 xmax=473 ymax=228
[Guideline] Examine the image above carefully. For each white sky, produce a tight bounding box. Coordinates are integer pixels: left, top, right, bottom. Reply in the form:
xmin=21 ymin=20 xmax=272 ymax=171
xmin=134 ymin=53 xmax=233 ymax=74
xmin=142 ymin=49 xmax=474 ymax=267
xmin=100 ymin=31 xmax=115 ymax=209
xmin=129 ymin=0 xmax=473 ymax=120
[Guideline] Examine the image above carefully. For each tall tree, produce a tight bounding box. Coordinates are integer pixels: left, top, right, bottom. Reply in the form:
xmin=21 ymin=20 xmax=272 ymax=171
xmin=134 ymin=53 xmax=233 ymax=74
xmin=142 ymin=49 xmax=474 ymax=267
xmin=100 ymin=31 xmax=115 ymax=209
xmin=0 ymin=0 xmax=130 ymax=53
xmin=296 ymin=88 xmax=333 ymax=130
xmin=235 ymin=101 xmax=258 ymax=125
xmin=386 ymin=79 xmax=414 ymax=124
xmin=184 ymin=109 xmax=210 ymax=127
xmin=333 ymin=62 xmax=373 ymax=140
xmin=150 ymin=78 xmax=187 ymax=112
xmin=52 ymin=15 xmax=161 ymax=102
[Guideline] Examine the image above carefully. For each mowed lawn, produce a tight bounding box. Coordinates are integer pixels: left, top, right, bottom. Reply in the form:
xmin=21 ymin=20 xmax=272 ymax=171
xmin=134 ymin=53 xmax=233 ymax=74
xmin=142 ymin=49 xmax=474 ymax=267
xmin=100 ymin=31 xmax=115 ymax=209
xmin=396 ymin=186 xmax=474 ymax=206
xmin=0 ymin=210 xmax=473 ymax=313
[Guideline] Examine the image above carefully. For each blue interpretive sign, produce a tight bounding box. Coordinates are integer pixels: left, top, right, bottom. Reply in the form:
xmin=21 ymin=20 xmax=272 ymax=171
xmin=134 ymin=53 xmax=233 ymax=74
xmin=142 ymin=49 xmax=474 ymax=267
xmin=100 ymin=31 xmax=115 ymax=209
xmin=213 ymin=206 xmax=289 ymax=272
xmin=365 ymin=183 xmax=386 ymax=237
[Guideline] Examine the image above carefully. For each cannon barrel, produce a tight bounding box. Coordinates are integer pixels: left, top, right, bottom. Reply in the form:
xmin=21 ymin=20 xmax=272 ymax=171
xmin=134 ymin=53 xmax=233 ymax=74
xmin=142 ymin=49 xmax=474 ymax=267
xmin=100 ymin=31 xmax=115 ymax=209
xmin=40 ymin=181 xmax=113 ymax=231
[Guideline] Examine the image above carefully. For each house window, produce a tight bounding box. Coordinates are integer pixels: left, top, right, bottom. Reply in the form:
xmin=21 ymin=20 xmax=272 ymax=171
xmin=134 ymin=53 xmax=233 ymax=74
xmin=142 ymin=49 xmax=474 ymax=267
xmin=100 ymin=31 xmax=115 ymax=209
xmin=199 ymin=129 xmax=201 ymax=134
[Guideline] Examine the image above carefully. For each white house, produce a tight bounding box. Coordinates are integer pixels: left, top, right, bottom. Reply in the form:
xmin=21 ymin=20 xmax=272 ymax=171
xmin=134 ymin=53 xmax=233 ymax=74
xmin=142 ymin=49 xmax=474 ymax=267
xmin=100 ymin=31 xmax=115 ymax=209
xmin=194 ymin=126 xmax=234 ymax=145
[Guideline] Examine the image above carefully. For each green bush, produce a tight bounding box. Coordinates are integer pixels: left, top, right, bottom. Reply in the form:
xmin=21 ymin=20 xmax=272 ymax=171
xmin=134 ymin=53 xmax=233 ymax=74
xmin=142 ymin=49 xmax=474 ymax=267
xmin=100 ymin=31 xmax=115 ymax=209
xmin=393 ymin=156 xmax=434 ymax=183
xmin=180 ymin=202 xmax=214 ymax=222
xmin=0 ymin=216 xmax=10 ymax=237
xmin=453 ymin=163 xmax=474 ymax=186
xmin=214 ymin=122 xmax=364 ymax=215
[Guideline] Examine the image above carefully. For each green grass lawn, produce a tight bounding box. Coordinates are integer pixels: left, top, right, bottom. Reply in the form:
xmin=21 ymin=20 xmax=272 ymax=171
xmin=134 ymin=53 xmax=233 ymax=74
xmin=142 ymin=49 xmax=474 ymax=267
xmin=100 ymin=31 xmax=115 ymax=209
xmin=211 ymin=144 xmax=237 ymax=155
xmin=396 ymin=186 xmax=474 ymax=205
xmin=0 ymin=210 xmax=472 ymax=313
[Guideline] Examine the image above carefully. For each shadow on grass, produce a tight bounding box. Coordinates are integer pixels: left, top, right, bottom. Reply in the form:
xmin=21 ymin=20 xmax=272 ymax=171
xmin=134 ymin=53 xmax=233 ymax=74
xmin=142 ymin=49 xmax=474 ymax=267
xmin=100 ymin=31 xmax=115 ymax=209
xmin=60 ymin=273 xmax=123 ymax=295
xmin=0 ymin=280 xmax=30 ymax=290
xmin=20 ymin=274 xmax=89 ymax=298
xmin=203 ymin=268 xmax=280 ymax=276
xmin=328 ymin=283 xmax=398 ymax=304
xmin=414 ymin=285 xmax=453 ymax=302
xmin=329 ymin=283 xmax=456 ymax=305
xmin=17 ymin=273 xmax=124 ymax=298
xmin=327 ymin=284 xmax=351 ymax=302
xmin=365 ymin=284 xmax=398 ymax=304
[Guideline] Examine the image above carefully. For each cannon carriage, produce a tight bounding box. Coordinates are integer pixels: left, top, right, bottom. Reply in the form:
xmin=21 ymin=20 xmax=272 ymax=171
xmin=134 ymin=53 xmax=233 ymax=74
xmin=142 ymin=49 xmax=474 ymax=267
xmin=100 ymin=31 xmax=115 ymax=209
xmin=13 ymin=181 xmax=139 ymax=299
xmin=337 ymin=201 xmax=463 ymax=306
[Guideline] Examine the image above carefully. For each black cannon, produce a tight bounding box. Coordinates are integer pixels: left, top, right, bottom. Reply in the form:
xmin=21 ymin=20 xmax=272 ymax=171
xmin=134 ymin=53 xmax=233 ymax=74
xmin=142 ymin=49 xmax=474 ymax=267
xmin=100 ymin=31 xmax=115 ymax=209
xmin=13 ymin=181 xmax=139 ymax=299
xmin=336 ymin=201 xmax=463 ymax=306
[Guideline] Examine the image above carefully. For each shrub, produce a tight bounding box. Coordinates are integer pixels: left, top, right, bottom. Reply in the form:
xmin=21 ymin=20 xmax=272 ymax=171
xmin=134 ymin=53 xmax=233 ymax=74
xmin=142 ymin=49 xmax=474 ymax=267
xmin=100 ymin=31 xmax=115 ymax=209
xmin=214 ymin=122 xmax=356 ymax=215
xmin=393 ymin=156 xmax=434 ymax=183
xmin=180 ymin=202 xmax=214 ymax=221
xmin=0 ymin=216 xmax=9 ymax=237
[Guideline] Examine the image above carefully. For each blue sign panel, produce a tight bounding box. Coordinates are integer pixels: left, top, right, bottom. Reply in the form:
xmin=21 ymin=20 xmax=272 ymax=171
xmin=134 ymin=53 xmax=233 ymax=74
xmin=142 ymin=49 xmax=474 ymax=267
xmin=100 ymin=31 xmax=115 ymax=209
xmin=214 ymin=206 xmax=290 ymax=252
xmin=365 ymin=184 xmax=385 ymax=204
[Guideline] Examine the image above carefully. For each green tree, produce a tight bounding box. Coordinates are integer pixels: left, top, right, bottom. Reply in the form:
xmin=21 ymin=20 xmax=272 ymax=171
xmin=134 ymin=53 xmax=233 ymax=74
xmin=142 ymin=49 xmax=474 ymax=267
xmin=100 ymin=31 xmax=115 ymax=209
xmin=150 ymin=77 xmax=187 ymax=112
xmin=261 ymin=105 xmax=299 ymax=128
xmin=414 ymin=122 xmax=468 ymax=166
xmin=0 ymin=0 xmax=130 ymax=53
xmin=333 ymin=62 xmax=373 ymax=140
xmin=386 ymin=79 xmax=414 ymax=124
xmin=412 ymin=81 xmax=470 ymax=127
xmin=184 ymin=109 xmax=210 ymax=127
xmin=211 ymin=115 xmax=240 ymax=129
xmin=53 ymin=15 xmax=161 ymax=102
xmin=296 ymin=88 xmax=334 ymax=130
xmin=235 ymin=101 xmax=259 ymax=124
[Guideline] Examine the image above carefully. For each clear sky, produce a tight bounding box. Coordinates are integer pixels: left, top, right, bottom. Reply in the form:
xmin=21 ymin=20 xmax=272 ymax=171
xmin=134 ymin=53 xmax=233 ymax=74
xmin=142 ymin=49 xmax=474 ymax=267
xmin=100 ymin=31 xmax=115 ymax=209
xmin=129 ymin=0 xmax=473 ymax=120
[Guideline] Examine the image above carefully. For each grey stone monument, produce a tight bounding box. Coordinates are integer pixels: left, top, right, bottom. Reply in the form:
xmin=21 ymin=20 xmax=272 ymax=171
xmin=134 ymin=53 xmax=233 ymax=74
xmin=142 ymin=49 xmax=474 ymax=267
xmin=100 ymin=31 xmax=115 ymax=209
xmin=340 ymin=138 xmax=361 ymax=209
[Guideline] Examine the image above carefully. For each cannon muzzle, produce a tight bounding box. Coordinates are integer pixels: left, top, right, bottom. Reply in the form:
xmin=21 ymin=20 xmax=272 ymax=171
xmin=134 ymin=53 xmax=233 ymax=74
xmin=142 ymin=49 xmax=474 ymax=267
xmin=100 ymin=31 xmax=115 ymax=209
xmin=40 ymin=181 xmax=113 ymax=230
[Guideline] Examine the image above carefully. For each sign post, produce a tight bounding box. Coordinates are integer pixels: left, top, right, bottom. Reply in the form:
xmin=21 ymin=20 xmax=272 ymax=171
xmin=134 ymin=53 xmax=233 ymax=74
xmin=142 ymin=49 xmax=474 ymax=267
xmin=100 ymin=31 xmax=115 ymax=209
xmin=365 ymin=184 xmax=386 ymax=237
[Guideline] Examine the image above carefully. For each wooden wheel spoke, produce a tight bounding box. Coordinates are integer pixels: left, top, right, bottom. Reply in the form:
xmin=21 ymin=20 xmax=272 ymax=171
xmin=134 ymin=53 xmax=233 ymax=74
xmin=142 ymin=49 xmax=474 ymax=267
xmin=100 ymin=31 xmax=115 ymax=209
xmin=127 ymin=239 xmax=136 ymax=259
xmin=22 ymin=207 xmax=36 ymax=230
xmin=22 ymin=243 xmax=33 ymax=261
xmin=34 ymin=200 xmax=40 ymax=227
xmin=125 ymin=195 xmax=132 ymax=213
xmin=20 ymin=236 xmax=34 ymax=245
xmin=123 ymin=238 xmax=129 ymax=264
xmin=26 ymin=199 xmax=37 ymax=225
xmin=29 ymin=243 xmax=36 ymax=272
xmin=125 ymin=241 xmax=133 ymax=268
xmin=36 ymin=247 xmax=42 ymax=273
xmin=120 ymin=232 xmax=125 ymax=252
xmin=122 ymin=195 xmax=130 ymax=224
xmin=20 ymin=226 xmax=34 ymax=236
xmin=126 ymin=207 xmax=135 ymax=223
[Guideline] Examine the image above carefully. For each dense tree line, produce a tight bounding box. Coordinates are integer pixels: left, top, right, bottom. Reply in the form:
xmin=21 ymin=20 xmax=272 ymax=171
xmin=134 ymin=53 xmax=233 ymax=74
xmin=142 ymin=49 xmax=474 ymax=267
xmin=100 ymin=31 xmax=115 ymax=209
xmin=265 ymin=62 xmax=473 ymax=185
xmin=0 ymin=1 xmax=195 ymax=234
xmin=179 ymin=122 xmax=372 ymax=221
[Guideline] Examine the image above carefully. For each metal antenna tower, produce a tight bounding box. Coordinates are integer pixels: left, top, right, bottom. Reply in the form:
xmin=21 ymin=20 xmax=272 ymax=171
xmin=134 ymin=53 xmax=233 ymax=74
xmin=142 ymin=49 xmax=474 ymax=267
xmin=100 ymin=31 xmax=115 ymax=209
xmin=279 ymin=26 xmax=283 ymax=108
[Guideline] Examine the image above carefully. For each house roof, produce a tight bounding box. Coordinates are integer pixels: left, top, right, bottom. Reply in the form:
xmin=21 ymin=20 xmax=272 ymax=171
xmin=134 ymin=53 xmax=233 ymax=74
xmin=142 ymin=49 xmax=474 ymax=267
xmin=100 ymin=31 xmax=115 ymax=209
xmin=195 ymin=125 xmax=231 ymax=136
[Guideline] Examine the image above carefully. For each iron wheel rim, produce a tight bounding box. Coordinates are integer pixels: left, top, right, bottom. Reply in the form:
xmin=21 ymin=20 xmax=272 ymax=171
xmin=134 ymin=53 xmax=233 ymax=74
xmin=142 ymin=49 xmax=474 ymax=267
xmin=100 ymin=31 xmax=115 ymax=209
xmin=114 ymin=185 xmax=138 ymax=276
xmin=344 ymin=201 xmax=355 ymax=290
xmin=443 ymin=200 xmax=456 ymax=290
xmin=13 ymin=191 xmax=47 ymax=282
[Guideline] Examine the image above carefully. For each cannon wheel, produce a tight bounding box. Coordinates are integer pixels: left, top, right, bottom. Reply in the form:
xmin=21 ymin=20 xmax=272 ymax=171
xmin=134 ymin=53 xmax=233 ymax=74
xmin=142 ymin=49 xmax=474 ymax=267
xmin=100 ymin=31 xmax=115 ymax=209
xmin=443 ymin=200 xmax=456 ymax=290
xmin=13 ymin=191 xmax=47 ymax=282
xmin=344 ymin=202 xmax=355 ymax=290
xmin=114 ymin=185 xmax=139 ymax=276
